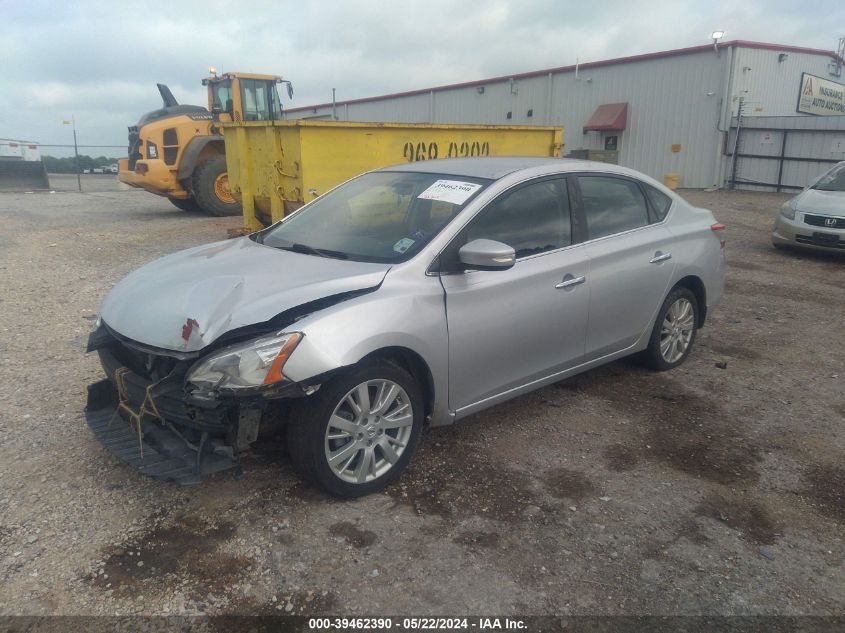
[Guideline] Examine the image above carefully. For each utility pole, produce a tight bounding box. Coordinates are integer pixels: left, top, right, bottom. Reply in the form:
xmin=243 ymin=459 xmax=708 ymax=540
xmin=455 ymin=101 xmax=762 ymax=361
xmin=63 ymin=117 xmax=82 ymax=192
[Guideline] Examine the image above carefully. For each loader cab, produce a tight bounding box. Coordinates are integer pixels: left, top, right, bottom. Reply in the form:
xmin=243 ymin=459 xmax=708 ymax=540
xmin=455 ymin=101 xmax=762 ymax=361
xmin=204 ymin=72 xmax=291 ymax=122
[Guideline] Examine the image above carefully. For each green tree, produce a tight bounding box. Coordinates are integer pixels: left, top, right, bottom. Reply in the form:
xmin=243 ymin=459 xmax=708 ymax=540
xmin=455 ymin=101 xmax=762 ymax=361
xmin=41 ymin=155 xmax=120 ymax=173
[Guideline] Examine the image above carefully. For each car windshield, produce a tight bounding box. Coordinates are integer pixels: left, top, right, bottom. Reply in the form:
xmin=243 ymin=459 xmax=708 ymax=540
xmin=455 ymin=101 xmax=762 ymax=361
xmin=259 ymin=171 xmax=490 ymax=262
xmin=811 ymin=164 xmax=845 ymax=192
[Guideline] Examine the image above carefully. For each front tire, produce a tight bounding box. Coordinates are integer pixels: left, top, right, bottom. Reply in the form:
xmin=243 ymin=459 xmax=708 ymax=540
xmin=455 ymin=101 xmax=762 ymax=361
xmin=192 ymin=155 xmax=242 ymax=217
xmin=287 ymin=360 xmax=423 ymax=497
xmin=644 ymin=286 xmax=698 ymax=371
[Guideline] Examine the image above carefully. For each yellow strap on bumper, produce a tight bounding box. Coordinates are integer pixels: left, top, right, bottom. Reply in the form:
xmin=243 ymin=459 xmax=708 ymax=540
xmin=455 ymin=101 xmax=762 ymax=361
xmin=109 ymin=367 xmax=167 ymax=459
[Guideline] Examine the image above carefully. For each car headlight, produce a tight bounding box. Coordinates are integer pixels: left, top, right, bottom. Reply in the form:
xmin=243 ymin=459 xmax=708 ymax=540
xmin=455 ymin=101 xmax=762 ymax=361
xmin=186 ymin=332 xmax=302 ymax=392
xmin=146 ymin=141 xmax=158 ymax=159
xmin=781 ymin=201 xmax=796 ymax=220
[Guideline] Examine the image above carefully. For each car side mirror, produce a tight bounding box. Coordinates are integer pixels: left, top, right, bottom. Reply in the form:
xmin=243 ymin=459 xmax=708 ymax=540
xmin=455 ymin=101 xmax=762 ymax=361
xmin=458 ymin=239 xmax=516 ymax=270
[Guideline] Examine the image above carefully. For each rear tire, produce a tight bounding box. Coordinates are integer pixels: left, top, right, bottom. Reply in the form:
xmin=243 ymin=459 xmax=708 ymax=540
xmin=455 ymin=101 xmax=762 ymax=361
xmin=644 ymin=286 xmax=699 ymax=371
xmin=168 ymin=197 xmax=201 ymax=212
xmin=287 ymin=360 xmax=424 ymax=497
xmin=192 ymin=155 xmax=241 ymax=217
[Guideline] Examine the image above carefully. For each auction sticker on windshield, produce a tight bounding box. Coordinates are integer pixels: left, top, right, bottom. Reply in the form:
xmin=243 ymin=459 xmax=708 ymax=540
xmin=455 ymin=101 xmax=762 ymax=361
xmin=393 ymin=237 xmax=415 ymax=253
xmin=417 ymin=180 xmax=482 ymax=205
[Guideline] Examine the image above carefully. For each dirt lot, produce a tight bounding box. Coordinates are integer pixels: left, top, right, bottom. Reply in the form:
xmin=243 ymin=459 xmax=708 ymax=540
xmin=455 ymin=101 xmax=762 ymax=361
xmin=0 ymin=176 xmax=842 ymax=617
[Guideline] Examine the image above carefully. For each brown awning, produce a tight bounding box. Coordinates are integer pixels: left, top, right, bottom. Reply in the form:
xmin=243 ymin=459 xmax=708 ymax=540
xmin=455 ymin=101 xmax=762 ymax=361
xmin=583 ymin=103 xmax=628 ymax=131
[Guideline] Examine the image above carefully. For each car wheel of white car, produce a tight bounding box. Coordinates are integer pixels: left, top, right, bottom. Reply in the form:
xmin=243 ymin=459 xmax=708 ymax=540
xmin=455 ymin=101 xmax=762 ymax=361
xmin=645 ymin=286 xmax=699 ymax=371
xmin=287 ymin=360 xmax=423 ymax=497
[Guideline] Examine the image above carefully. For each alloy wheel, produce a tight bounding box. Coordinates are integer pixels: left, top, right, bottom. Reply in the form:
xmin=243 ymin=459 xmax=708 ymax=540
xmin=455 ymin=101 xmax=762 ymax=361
xmin=660 ymin=297 xmax=695 ymax=363
xmin=324 ymin=379 xmax=413 ymax=484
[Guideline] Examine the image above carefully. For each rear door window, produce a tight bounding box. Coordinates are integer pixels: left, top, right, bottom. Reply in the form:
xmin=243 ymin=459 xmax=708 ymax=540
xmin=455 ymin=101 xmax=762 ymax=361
xmin=577 ymin=176 xmax=649 ymax=240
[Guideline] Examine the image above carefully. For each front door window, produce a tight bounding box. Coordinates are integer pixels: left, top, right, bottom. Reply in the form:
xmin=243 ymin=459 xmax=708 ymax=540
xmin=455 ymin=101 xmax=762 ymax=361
xmin=240 ymin=79 xmax=282 ymax=121
xmin=441 ymin=177 xmax=589 ymax=411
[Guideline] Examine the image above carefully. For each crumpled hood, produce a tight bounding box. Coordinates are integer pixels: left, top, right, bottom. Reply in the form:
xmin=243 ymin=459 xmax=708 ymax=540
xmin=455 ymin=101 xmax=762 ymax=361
xmin=794 ymin=188 xmax=845 ymax=216
xmin=100 ymin=237 xmax=391 ymax=352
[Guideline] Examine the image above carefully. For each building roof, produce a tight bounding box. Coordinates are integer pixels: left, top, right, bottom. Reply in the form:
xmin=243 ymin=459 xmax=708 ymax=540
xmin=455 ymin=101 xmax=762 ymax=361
xmin=288 ymin=40 xmax=845 ymax=113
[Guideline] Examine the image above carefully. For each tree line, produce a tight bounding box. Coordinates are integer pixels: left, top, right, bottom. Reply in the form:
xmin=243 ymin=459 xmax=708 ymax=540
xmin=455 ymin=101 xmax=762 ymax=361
xmin=42 ymin=155 xmax=121 ymax=174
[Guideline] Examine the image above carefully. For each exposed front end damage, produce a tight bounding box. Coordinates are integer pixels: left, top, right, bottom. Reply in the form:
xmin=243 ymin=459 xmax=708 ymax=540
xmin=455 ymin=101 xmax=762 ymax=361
xmin=85 ymin=322 xmax=315 ymax=484
xmin=84 ymin=239 xmax=389 ymax=484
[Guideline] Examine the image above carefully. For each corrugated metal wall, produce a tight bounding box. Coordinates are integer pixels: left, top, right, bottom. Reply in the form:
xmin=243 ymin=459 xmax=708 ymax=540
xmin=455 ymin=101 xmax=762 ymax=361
xmin=546 ymin=52 xmax=725 ymax=188
xmin=729 ymin=49 xmax=840 ymax=117
xmin=291 ymin=44 xmax=844 ymax=189
xmin=725 ymin=115 xmax=845 ymax=190
xmin=722 ymin=50 xmax=845 ymax=191
xmin=293 ymin=50 xmax=727 ymax=187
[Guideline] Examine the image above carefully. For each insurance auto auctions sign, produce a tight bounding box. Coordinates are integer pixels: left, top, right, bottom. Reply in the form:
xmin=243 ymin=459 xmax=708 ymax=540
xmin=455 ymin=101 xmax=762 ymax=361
xmin=797 ymin=72 xmax=845 ymax=116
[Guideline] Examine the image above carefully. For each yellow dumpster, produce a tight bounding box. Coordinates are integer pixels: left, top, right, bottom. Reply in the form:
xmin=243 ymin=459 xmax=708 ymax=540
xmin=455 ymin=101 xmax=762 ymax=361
xmin=222 ymin=120 xmax=564 ymax=230
xmin=663 ymin=172 xmax=680 ymax=190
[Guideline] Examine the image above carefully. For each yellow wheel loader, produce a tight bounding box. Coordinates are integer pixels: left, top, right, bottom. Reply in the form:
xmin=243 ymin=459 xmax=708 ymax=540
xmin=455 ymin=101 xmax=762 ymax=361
xmin=118 ymin=71 xmax=293 ymax=217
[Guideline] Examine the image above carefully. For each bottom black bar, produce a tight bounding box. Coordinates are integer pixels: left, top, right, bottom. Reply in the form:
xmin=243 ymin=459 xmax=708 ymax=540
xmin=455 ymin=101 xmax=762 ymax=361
xmin=1 ymin=616 xmax=844 ymax=633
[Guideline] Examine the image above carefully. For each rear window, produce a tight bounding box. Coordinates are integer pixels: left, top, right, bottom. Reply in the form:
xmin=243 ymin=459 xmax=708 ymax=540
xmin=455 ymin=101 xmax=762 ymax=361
xmin=644 ymin=185 xmax=673 ymax=222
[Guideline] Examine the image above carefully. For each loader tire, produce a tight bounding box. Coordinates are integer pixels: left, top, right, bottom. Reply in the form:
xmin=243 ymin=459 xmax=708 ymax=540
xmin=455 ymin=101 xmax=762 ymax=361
xmin=169 ymin=196 xmax=202 ymax=212
xmin=192 ymin=155 xmax=241 ymax=217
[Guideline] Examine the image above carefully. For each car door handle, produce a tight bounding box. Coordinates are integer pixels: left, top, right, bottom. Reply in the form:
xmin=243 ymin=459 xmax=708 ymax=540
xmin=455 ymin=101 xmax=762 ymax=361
xmin=555 ymin=275 xmax=586 ymax=289
xmin=649 ymin=252 xmax=672 ymax=264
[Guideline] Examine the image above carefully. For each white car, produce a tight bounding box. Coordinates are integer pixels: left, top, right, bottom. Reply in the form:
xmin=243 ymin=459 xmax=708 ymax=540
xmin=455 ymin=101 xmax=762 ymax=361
xmin=772 ymin=162 xmax=845 ymax=253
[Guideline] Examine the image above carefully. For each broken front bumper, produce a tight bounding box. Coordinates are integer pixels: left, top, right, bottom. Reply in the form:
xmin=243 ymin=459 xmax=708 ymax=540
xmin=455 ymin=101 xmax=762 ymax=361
xmin=84 ymin=326 xmax=301 ymax=485
xmin=85 ymin=379 xmax=237 ymax=485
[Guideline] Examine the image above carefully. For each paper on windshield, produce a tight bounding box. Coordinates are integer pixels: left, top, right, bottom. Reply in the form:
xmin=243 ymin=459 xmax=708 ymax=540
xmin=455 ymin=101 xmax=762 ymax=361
xmin=417 ymin=180 xmax=482 ymax=205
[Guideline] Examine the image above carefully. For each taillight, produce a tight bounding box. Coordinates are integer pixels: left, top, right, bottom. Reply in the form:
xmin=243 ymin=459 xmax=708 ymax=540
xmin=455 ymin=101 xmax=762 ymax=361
xmin=711 ymin=223 xmax=726 ymax=249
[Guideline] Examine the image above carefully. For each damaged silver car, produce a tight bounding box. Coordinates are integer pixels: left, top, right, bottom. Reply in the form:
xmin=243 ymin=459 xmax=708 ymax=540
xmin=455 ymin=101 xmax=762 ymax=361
xmin=86 ymin=157 xmax=726 ymax=496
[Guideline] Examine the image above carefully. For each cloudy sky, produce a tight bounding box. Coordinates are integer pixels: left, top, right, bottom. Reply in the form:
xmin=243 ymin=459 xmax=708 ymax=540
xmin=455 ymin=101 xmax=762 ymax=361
xmin=2 ymin=0 xmax=842 ymax=155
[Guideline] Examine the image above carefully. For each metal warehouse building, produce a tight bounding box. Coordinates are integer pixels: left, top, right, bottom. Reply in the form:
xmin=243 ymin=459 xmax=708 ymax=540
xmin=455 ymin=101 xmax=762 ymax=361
xmin=288 ymin=40 xmax=845 ymax=191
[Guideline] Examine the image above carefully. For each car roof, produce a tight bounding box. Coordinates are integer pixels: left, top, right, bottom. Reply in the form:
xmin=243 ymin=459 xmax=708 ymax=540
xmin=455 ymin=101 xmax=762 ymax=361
xmin=381 ymin=156 xmax=636 ymax=180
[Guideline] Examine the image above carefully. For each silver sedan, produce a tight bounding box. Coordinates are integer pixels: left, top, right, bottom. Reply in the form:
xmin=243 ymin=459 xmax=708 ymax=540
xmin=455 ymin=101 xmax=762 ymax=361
xmin=86 ymin=157 xmax=726 ymax=496
xmin=772 ymin=161 xmax=845 ymax=253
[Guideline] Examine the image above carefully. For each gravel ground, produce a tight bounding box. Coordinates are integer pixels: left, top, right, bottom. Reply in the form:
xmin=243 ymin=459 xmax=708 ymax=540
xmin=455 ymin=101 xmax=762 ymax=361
xmin=0 ymin=176 xmax=842 ymax=617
